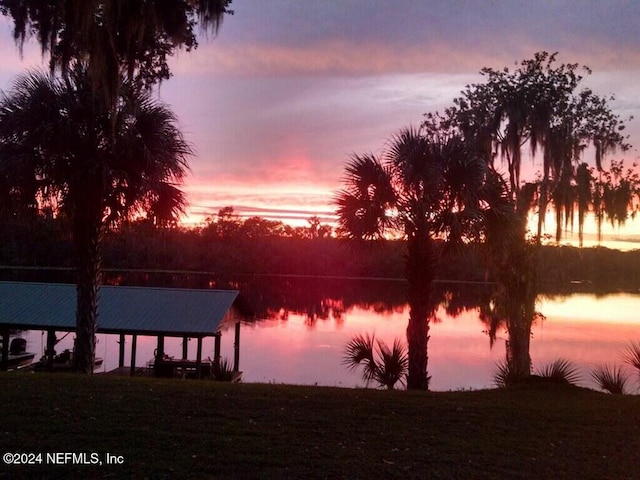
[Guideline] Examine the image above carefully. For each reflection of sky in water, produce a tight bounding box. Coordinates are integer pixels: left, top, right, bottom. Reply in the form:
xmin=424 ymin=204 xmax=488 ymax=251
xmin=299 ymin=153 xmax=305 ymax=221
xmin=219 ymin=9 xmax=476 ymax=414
xmin=21 ymin=293 xmax=640 ymax=392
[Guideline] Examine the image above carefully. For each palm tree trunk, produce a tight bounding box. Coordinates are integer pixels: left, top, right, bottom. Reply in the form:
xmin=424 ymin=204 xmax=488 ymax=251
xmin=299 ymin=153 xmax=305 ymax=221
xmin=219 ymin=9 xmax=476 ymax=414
xmin=505 ymin=309 xmax=533 ymax=377
xmin=406 ymin=305 xmax=431 ymax=390
xmin=405 ymin=232 xmax=435 ymax=390
xmin=71 ymin=193 xmax=103 ymax=374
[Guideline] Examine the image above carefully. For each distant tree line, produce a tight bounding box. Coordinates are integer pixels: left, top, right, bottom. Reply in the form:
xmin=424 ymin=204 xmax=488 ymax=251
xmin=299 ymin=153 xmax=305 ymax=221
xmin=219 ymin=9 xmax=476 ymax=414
xmin=2 ymin=206 xmax=640 ymax=291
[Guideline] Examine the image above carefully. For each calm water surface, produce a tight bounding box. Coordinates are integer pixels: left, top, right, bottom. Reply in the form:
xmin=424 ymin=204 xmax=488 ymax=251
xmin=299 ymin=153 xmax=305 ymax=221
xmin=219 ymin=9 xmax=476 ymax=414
xmin=22 ymin=289 xmax=640 ymax=391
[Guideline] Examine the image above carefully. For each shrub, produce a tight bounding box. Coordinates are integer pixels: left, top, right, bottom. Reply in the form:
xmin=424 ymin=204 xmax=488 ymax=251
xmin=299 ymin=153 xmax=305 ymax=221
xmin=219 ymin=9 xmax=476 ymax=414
xmin=343 ymin=333 xmax=408 ymax=390
xmin=535 ymin=359 xmax=581 ymax=385
xmin=211 ymin=357 xmax=235 ymax=382
xmin=622 ymin=341 xmax=640 ymax=389
xmin=591 ymin=365 xmax=628 ymax=394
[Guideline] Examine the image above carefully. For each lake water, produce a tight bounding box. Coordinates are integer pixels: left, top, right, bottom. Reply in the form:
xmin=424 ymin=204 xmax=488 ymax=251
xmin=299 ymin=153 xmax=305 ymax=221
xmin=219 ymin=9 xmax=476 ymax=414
xmin=20 ymin=284 xmax=640 ymax=392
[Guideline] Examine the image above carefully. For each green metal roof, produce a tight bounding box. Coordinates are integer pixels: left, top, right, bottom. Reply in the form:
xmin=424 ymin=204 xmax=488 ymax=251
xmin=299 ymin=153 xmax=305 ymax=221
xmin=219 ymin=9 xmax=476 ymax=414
xmin=0 ymin=282 xmax=239 ymax=336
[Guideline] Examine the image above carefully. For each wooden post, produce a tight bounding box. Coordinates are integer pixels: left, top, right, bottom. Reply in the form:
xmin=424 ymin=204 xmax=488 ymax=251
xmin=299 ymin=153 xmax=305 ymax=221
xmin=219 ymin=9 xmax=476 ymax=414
xmin=129 ymin=334 xmax=137 ymax=377
xmin=156 ymin=335 xmax=165 ymax=359
xmin=182 ymin=336 xmax=188 ymax=360
xmin=118 ymin=333 xmax=125 ymax=368
xmin=196 ymin=337 xmax=203 ymax=378
xmin=233 ymin=322 xmax=240 ymax=372
xmin=214 ymin=333 xmax=221 ymax=367
xmin=155 ymin=335 xmax=165 ymax=378
xmin=45 ymin=329 xmax=56 ymax=371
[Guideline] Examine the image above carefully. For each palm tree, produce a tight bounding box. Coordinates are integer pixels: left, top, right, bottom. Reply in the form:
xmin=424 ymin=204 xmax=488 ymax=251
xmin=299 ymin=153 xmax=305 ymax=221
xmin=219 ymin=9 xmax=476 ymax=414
xmin=0 ymin=65 xmax=191 ymax=372
xmin=335 ymin=126 xmax=511 ymax=389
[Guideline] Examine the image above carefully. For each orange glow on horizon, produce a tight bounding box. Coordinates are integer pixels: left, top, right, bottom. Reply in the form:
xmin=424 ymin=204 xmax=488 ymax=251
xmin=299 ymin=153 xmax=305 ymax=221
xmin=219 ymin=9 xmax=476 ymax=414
xmin=179 ymin=180 xmax=338 ymax=228
xmin=177 ymin=180 xmax=640 ymax=252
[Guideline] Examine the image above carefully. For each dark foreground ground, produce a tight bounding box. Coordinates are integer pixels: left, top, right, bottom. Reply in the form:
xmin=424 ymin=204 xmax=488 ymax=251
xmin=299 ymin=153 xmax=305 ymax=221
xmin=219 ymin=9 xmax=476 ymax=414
xmin=0 ymin=373 xmax=639 ymax=479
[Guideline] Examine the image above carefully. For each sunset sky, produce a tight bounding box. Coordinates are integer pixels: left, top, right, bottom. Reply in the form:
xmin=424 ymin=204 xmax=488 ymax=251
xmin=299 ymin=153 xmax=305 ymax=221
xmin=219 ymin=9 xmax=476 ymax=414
xmin=1 ymin=1 xmax=639 ymax=244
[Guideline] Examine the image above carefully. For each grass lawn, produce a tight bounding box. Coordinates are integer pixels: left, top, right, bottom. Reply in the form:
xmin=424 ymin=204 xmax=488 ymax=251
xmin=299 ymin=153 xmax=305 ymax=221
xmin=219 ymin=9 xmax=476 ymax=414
xmin=0 ymin=373 xmax=639 ymax=479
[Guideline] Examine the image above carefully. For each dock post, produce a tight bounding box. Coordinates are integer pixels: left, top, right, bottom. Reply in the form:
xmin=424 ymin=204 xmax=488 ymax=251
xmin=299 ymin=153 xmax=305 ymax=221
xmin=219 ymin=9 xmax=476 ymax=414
xmin=214 ymin=333 xmax=221 ymax=367
xmin=156 ymin=335 xmax=165 ymax=358
xmin=118 ymin=333 xmax=125 ymax=368
xmin=182 ymin=336 xmax=188 ymax=360
xmin=45 ymin=329 xmax=56 ymax=371
xmin=154 ymin=335 xmax=165 ymax=378
xmin=233 ymin=322 xmax=240 ymax=372
xmin=129 ymin=334 xmax=137 ymax=377
xmin=196 ymin=337 xmax=203 ymax=378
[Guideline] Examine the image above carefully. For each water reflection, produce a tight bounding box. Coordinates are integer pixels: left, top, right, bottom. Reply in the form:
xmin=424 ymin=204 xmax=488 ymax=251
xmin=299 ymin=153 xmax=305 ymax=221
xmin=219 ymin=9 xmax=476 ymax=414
xmin=14 ymin=274 xmax=640 ymax=391
xmin=239 ymin=292 xmax=640 ymax=391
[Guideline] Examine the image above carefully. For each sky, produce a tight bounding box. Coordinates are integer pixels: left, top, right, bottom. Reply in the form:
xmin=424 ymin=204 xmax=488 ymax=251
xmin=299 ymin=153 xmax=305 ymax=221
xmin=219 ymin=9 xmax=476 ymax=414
xmin=1 ymin=1 xmax=640 ymax=244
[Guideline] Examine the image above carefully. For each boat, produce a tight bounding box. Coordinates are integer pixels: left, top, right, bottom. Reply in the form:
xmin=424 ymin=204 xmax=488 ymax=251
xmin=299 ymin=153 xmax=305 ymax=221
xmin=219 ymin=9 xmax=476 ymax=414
xmin=33 ymin=349 xmax=103 ymax=372
xmin=1 ymin=338 xmax=36 ymax=371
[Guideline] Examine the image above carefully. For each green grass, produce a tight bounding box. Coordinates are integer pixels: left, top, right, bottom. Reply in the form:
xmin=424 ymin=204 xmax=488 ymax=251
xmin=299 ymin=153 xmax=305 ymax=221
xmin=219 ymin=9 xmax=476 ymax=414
xmin=1 ymin=373 xmax=639 ymax=479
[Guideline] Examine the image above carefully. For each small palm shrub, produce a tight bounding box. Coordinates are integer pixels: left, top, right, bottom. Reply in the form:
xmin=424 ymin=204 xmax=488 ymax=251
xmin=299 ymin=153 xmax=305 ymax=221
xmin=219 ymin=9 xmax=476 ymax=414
xmin=211 ymin=357 xmax=235 ymax=382
xmin=493 ymin=358 xmax=580 ymax=388
xmin=492 ymin=359 xmax=530 ymax=388
xmin=622 ymin=341 xmax=640 ymax=387
xmin=535 ymin=359 xmax=581 ymax=385
xmin=591 ymin=365 xmax=628 ymax=394
xmin=493 ymin=360 xmax=516 ymax=388
xmin=343 ymin=333 xmax=408 ymax=390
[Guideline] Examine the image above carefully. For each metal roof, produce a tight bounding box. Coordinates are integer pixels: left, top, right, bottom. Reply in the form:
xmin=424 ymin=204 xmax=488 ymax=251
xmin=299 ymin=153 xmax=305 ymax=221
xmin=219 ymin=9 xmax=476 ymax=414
xmin=0 ymin=282 xmax=239 ymax=336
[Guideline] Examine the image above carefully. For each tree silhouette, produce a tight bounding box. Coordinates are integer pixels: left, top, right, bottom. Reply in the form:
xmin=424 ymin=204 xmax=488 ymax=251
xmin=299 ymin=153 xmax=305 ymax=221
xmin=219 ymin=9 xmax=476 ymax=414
xmin=432 ymin=51 xmax=633 ymax=377
xmin=435 ymin=51 xmax=631 ymax=244
xmin=335 ymin=126 xmax=511 ymax=389
xmin=0 ymin=0 xmax=233 ymax=104
xmin=0 ymin=1 xmax=231 ymax=372
xmin=0 ymin=65 xmax=191 ymax=372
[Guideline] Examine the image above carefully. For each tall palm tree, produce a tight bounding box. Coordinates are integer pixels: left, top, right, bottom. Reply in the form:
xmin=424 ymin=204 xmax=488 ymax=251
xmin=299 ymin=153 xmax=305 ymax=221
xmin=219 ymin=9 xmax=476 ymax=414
xmin=335 ymin=127 xmax=511 ymax=389
xmin=0 ymin=65 xmax=191 ymax=372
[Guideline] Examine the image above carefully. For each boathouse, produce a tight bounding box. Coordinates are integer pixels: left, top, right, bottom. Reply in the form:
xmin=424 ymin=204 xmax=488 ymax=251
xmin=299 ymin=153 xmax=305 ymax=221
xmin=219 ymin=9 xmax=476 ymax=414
xmin=0 ymin=281 xmax=243 ymax=377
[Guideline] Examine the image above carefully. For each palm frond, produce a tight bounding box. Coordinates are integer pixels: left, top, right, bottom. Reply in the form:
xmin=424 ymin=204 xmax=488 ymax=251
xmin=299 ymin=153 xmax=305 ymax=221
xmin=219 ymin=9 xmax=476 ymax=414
xmin=622 ymin=341 xmax=640 ymax=385
xmin=145 ymin=182 xmax=188 ymax=228
xmin=375 ymin=338 xmax=408 ymax=390
xmin=385 ymin=126 xmax=431 ymax=183
xmin=343 ymin=334 xmax=408 ymax=390
xmin=343 ymin=333 xmax=378 ymax=383
xmin=492 ymin=359 xmax=529 ymax=388
xmin=535 ymin=358 xmax=581 ymax=385
xmin=622 ymin=341 xmax=640 ymax=371
xmin=334 ymin=154 xmax=396 ymax=240
xmin=493 ymin=360 xmax=522 ymax=388
xmin=591 ymin=365 xmax=628 ymax=394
